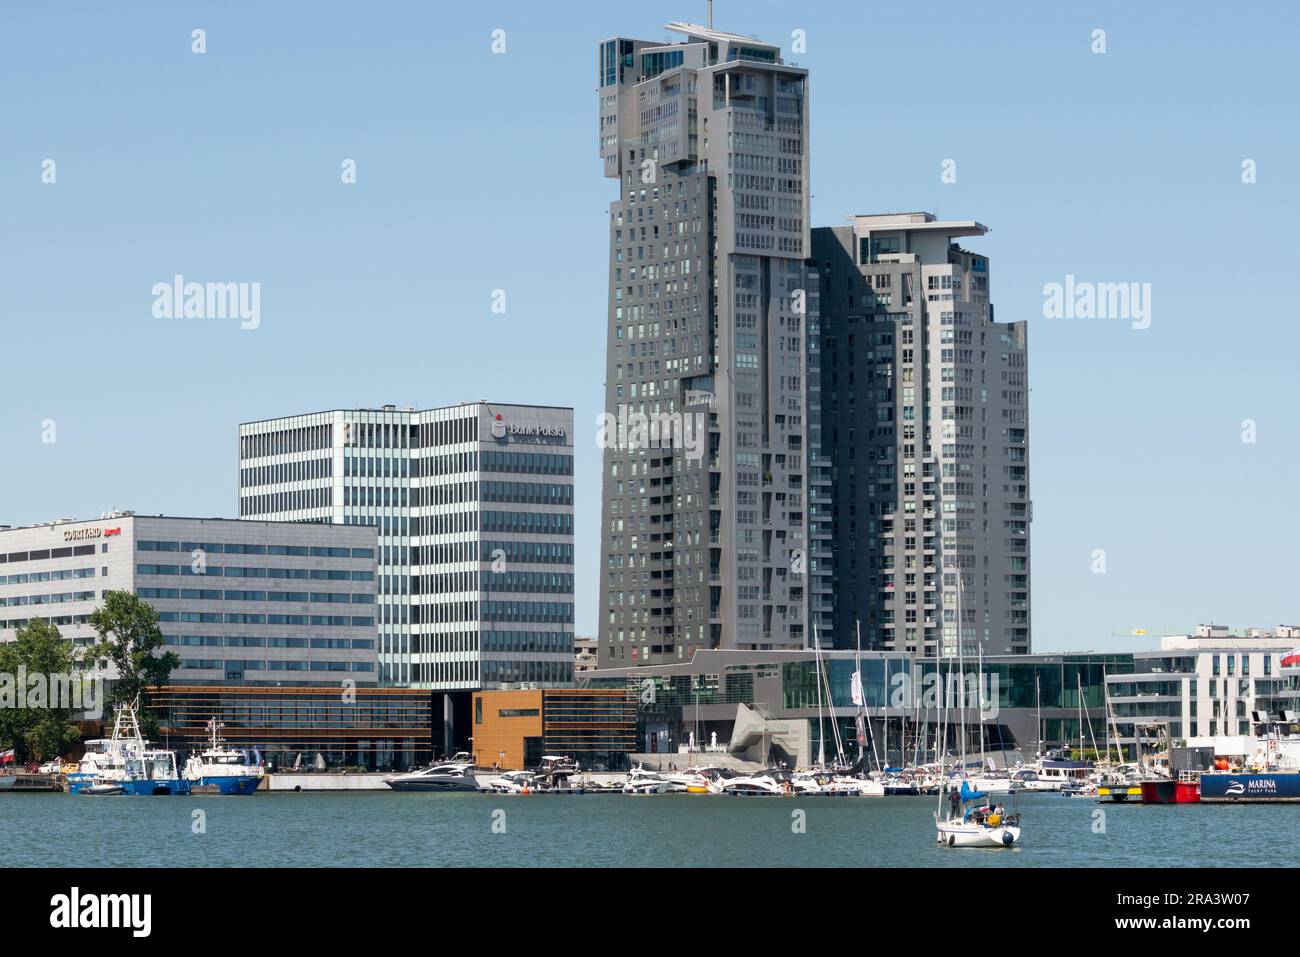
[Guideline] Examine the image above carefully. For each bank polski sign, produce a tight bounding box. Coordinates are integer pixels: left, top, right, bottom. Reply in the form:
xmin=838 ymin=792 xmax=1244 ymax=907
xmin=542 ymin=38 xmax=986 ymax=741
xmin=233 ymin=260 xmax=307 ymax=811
xmin=490 ymin=413 xmax=565 ymax=440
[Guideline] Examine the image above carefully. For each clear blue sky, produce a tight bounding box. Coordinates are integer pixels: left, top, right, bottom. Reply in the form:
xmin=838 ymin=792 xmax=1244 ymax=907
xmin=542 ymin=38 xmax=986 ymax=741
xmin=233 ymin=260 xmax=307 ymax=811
xmin=3 ymin=1 xmax=1298 ymax=654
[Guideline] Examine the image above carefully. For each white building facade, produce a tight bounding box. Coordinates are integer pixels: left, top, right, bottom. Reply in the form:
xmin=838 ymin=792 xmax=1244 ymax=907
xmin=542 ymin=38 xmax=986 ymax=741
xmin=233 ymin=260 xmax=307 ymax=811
xmin=0 ymin=513 xmax=379 ymax=684
xmin=238 ymin=402 xmax=575 ymax=690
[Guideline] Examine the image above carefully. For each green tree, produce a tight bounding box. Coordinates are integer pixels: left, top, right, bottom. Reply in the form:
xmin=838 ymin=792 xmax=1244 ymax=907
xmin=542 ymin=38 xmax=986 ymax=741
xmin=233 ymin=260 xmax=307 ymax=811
xmin=87 ymin=591 xmax=180 ymax=736
xmin=0 ymin=618 xmax=86 ymax=764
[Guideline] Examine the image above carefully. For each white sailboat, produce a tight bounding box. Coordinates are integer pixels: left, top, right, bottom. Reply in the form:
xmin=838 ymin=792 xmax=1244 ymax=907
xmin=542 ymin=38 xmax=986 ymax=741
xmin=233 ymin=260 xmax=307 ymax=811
xmin=933 ymin=573 xmax=1021 ymax=847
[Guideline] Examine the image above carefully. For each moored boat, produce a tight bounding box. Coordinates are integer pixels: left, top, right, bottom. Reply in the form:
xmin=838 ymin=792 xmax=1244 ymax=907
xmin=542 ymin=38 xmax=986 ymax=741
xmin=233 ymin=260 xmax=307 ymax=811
xmin=383 ymin=754 xmax=479 ymax=792
xmin=70 ymin=700 xmax=191 ymax=796
xmin=1199 ymin=771 xmax=1300 ymax=803
xmin=183 ymin=718 xmax=263 ymax=795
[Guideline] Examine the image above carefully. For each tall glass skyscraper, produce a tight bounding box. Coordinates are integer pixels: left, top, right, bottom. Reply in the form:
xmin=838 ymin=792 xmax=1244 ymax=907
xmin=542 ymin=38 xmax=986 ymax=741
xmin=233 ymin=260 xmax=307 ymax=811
xmin=596 ymin=21 xmax=831 ymax=668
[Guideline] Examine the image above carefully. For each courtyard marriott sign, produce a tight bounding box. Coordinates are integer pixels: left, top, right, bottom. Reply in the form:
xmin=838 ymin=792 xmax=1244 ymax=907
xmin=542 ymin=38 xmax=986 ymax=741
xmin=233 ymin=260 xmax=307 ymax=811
xmin=62 ymin=526 xmax=121 ymax=542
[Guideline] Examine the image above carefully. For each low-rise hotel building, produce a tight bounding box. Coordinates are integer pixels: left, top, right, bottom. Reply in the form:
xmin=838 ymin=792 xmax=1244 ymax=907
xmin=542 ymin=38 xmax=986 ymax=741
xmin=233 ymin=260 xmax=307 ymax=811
xmin=0 ymin=512 xmax=379 ymax=685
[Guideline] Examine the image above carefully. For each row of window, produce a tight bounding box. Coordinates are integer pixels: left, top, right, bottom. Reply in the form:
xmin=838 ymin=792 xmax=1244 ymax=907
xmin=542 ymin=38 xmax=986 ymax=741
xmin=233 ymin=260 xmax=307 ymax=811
xmin=480 ymin=511 xmax=574 ymax=535
xmin=2 ymin=544 xmax=97 ymax=564
xmin=139 ymin=541 xmax=372 ymax=559
xmin=480 ymin=660 xmax=574 ymax=685
xmin=0 ymin=590 xmax=96 ymax=607
xmin=156 ymin=611 xmax=374 ymax=627
xmin=480 ymin=601 xmax=574 ymax=624
xmin=136 ymin=588 xmax=374 ymax=604
xmin=164 ymin=634 xmax=375 ymax=649
xmin=3 ymin=567 xmax=97 ymax=585
xmin=180 ymin=659 xmax=374 ymax=672
xmin=481 ymin=630 xmax=574 ymax=654
xmin=136 ymin=564 xmax=373 ymax=581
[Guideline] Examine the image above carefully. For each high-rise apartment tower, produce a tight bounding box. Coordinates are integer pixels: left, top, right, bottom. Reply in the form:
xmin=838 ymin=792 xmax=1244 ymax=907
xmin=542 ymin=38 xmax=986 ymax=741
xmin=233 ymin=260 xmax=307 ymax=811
xmin=596 ymin=22 xmax=831 ymax=667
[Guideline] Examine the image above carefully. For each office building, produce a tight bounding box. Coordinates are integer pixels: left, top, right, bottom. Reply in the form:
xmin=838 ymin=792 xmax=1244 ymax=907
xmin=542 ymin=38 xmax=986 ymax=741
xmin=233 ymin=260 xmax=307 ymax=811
xmin=1107 ymin=623 xmax=1300 ymax=751
xmin=597 ymin=21 xmax=828 ymax=668
xmin=238 ymin=402 xmax=576 ymax=697
xmin=471 ymin=687 xmax=636 ymax=771
xmin=813 ymin=213 xmax=1031 ymax=656
xmin=154 ymin=683 xmax=432 ymax=771
xmin=0 ymin=513 xmax=379 ymax=684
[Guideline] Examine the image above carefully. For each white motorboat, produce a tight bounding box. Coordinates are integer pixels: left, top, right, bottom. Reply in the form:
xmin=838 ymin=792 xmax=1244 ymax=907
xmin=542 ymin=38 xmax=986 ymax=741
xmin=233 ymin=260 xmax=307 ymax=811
xmin=721 ymin=768 xmax=790 ymax=796
xmin=823 ymin=774 xmax=885 ymax=796
xmin=481 ymin=770 xmax=538 ymax=794
xmin=666 ymin=766 xmax=723 ymax=793
xmin=66 ymin=735 xmax=138 ymax=795
xmin=84 ymin=782 xmax=126 ymax=796
xmin=965 ymin=775 xmax=1014 ymax=795
xmin=791 ymin=771 xmax=825 ymax=794
xmin=384 ymin=756 xmax=479 ymax=792
xmin=534 ymin=755 xmax=585 ymax=791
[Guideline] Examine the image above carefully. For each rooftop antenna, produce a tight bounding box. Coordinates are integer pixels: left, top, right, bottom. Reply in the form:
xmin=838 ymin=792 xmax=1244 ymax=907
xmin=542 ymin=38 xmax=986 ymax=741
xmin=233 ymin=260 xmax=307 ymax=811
xmin=708 ymin=0 xmax=713 ymax=29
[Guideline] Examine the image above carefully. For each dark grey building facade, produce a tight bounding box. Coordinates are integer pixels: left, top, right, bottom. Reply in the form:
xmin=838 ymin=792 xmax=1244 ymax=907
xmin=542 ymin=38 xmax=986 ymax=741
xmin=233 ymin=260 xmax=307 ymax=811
xmin=814 ymin=214 xmax=1031 ymax=657
xmin=596 ymin=21 xmax=830 ymax=670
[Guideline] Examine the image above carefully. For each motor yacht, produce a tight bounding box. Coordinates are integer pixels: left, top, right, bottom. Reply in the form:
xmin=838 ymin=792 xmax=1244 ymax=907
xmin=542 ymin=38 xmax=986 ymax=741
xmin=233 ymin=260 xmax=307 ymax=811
xmin=721 ymin=768 xmax=791 ymax=796
xmin=622 ymin=764 xmax=676 ymax=794
xmin=666 ymin=766 xmax=723 ymax=793
xmin=480 ymin=770 xmax=538 ymax=794
xmin=383 ymin=757 xmax=480 ymax=792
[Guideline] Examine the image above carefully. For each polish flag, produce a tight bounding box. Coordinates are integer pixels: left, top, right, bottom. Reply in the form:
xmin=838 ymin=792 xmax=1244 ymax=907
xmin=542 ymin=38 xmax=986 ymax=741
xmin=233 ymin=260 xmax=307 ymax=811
xmin=0 ymin=749 xmax=14 ymax=765
xmin=1281 ymin=648 xmax=1300 ymax=669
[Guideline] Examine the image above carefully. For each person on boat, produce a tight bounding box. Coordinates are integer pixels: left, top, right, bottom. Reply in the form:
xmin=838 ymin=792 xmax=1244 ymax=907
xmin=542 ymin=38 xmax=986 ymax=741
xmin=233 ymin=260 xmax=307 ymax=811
xmin=948 ymin=786 xmax=961 ymax=819
xmin=959 ymin=779 xmax=988 ymax=821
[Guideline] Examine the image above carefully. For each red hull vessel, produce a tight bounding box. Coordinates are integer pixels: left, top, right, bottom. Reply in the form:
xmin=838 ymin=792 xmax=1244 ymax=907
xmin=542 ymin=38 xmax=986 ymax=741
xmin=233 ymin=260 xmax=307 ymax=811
xmin=1140 ymin=777 xmax=1201 ymax=804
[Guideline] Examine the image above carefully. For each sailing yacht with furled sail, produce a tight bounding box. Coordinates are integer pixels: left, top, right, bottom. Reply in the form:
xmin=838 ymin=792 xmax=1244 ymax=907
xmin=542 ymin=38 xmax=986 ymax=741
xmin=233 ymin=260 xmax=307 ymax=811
xmin=933 ymin=575 xmax=1022 ymax=847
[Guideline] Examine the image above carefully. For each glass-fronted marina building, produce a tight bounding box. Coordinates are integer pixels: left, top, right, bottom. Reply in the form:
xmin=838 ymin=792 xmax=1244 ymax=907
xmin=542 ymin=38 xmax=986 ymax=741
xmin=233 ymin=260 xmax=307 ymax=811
xmin=585 ymin=649 xmax=1136 ymax=766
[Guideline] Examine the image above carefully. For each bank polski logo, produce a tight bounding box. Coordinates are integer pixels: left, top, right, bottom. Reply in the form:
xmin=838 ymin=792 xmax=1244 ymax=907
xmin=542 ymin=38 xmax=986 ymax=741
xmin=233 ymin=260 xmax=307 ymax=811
xmin=491 ymin=414 xmax=507 ymax=439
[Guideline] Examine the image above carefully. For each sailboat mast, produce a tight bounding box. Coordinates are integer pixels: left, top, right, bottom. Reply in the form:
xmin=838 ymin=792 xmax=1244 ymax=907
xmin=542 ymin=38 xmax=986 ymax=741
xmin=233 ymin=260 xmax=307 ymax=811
xmin=978 ymin=644 xmax=986 ymax=771
xmin=1077 ymin=672 xmax=1085 ymax=759
xmin=857 ymin=620 xmax=879 ymax=773
xmin=955 ymin=572 xmax=966 ymax=771
xmin=1035 ymin=672 xmax=1042 ymax=757
xmin=814 ymin=624 xmax=826 ymax=768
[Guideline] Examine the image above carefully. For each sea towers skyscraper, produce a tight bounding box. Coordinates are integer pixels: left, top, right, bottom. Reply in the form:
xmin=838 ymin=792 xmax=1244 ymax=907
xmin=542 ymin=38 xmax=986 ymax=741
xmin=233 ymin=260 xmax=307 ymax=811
xmin=596 ymin=21 xmax=832 ymax=668
xmin=813 ymin=214 xmax=1031 ymax=657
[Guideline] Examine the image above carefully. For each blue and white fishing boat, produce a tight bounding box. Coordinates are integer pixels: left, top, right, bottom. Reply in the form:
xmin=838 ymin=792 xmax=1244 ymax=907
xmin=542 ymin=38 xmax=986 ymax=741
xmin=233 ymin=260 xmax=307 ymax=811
xmin=183 ymin=718 xmax=263 ymax=795
xmin=71 ymin=700 xmax=191 ymax=796
xmin=66 ymin=703 xmax=146 ymax=795
xmin=119 ymin=748 xmax=191 ymax=796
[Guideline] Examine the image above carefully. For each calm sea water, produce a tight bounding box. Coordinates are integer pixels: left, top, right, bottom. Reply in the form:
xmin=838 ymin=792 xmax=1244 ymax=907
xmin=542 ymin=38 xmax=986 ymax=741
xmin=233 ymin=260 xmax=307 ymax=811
xmin=3 ymin=790 xmax=1296 ymax=867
